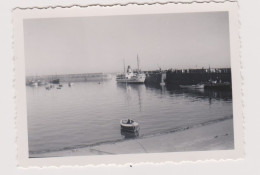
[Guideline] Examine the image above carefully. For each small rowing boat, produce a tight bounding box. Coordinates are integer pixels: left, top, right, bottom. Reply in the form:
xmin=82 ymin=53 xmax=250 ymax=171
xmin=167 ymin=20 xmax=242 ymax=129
xmin=120 ymin=119 xmax=140 ymax=132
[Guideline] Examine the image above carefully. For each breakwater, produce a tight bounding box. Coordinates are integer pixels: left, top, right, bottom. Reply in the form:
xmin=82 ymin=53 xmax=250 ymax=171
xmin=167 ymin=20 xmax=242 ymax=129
xmin=144 ymin=68 xmax=231 ymax=86
xmin=26 ymin=73 xmax=112 ymax=84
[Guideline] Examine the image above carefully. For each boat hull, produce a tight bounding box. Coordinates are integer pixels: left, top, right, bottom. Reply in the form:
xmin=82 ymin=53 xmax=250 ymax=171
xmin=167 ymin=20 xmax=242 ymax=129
xmin=179 ymin=84 xmax=204 ymax=89
xmin=116 ymin=76 xmax=146 ymax=84
xmin=120 ymin=119 xmax=140 ymax=132
xmin=120 ymin=125 xmax=140 ymax=132
xmin=116 ymin=79 xmax=145 ymax=84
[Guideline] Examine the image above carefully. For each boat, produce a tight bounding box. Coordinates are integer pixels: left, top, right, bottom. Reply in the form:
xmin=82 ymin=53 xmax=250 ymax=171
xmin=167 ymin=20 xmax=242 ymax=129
xmin=179 ymin=83 xmax=204 ymax=89
xmin=116 ymin=67 xmax=146 ymax=83
xmin=120 ymin=119 xmax=140 ymax=132
xmin=37 ymin=80 xmax=47 ymax=86
xmin=31 ymin=82 xmax=38 ymax=87
xmin=204 ymin=81 xmax=231 ymax=90
xmin=50 ymin=79 xmax=60 ymax=84
xmin=28 ymin=81 xmax=38 ymax=87
xmin=116 ymin=55 xmax=146 ymax=84
xmin=204 ymin=67 xmax=231 ymax=90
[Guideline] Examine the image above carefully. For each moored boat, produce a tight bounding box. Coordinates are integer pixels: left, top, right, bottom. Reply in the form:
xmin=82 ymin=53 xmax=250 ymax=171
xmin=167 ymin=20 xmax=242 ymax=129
xmin=120 ymin=119 xmax=140 ymax=132
xmin=179 ymin=83 xmax=204 ymax=89
xmin=116 ymin=55 xmax=146 ymax=84
xmin=28 ymin=81 xmax=38 ymax=87
xmin=31 ymin=82 xmax=38 ymax=87
xmin=116 ymin=68 xmax=146 ymax=84
xmin=204 ymin=82 xmax=231 ymax=90
xmin=37 ymin=80 xmax=47 ymax=86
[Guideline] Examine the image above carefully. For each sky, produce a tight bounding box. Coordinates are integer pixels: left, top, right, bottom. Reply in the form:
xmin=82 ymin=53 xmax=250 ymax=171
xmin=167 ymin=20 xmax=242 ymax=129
xmin=24 ymin=11 xmax=230 ymax=76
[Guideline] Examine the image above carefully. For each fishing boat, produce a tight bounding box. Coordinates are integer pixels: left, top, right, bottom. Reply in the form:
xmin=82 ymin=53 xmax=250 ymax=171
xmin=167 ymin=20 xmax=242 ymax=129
xmin=179 ymin=83 xmax=204 ymax=89
xmin=116 ymin=55 xmax=146 ymax=84
xmin=120 ymin=119 xmax=140 ymax=132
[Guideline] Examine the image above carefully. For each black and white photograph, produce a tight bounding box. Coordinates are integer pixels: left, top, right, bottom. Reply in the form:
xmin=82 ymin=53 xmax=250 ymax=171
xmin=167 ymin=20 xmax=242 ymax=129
xmin=13 ymin=2 xmax=243 ymax=166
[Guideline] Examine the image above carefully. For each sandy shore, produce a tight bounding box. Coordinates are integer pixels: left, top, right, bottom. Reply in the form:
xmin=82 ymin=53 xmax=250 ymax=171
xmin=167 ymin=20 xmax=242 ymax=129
xmin=32 ymin=118 xmax=234 ymax=158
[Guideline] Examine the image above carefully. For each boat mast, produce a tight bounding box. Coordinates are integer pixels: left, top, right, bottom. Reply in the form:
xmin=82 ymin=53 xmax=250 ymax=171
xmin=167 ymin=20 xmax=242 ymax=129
xmin=123 ymin=59 xmax=126 ymax=73
xmin=209 ymin=64 xmax=212 ymax=81
xmin=137 ymin=54 xmax=140 ymax=72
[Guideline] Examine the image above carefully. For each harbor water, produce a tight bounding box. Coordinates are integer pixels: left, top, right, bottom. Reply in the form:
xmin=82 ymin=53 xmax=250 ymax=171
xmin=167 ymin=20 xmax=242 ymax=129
xmin=26 ymin=78 xmax=233 ymax=156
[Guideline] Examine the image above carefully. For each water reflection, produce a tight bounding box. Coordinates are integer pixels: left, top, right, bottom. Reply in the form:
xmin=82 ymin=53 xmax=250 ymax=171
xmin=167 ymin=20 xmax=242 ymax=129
xmin=120 ymin=129 xmax=139 ymax=139
xmin=27 ymin=81 xmax=233 ymax=155
xmin=116 ymin=83 xmax=145 ymax=91
xmin=116 ymin=83 xmax=232 ymax=111
xmin=116 ymin=83 xmax=145 ymax=112
xmin=145 ymin=84 xmax=232 ymax=102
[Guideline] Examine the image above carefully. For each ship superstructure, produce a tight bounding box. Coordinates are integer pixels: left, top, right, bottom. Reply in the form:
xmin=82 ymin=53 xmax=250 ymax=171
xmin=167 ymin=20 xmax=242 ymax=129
xmin=116 ymin=55 xmax=146 ymax=84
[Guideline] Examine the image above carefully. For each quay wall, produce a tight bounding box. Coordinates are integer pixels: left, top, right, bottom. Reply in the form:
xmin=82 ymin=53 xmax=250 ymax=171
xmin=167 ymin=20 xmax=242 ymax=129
xmin=145 ymin=68 xmax=231 ymax=86
xmin=144 ymin=72 xmax=166 ymax=85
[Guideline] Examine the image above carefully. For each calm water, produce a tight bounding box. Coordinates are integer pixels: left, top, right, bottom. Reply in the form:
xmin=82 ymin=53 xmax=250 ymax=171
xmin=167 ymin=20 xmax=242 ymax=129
xmin=27 ymin=79 xmax=233 ymax=155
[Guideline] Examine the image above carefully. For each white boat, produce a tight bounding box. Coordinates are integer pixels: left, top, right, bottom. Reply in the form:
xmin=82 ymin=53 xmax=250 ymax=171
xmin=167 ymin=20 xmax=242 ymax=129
xmin=116 ymin=55 xmax=146 ymax=83
xmin=179 ymin=84 xmax=204 ymax=89
xmin=37 ymin=80 xmax=47 ymax=86
xmin=116 ymin=68 xmax=146 ymax=83
xmin=29 ymin=81 xmax=38 ymax=87
xmin=120 ymin=119 xmax=140 ymax=132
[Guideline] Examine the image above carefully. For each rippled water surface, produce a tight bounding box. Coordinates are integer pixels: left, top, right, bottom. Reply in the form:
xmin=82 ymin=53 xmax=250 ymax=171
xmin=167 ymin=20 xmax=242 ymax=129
xmin=27 ymin=79 xmax=233 ymax=155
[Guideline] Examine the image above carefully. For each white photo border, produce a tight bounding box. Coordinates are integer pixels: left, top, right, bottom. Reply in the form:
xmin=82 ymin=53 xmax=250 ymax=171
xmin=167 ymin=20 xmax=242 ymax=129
xmin=13 ymin=1 xmax=243 ymax=167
